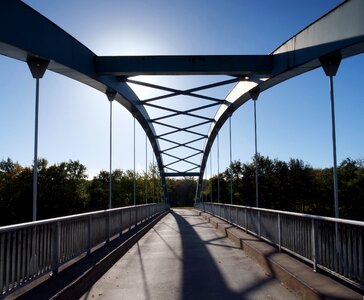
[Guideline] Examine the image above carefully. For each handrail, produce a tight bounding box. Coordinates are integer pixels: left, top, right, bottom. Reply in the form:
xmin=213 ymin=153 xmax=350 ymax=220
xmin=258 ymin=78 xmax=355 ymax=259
xmin=208 ymin=203 xmax=364 ymax=227
xmin=0 ymin=203 xmax=169 ymax=296
xmin=195 ymin=202 xmax=364 ymax=291
xmin=0 ymin=204 xmax=161 ymax=232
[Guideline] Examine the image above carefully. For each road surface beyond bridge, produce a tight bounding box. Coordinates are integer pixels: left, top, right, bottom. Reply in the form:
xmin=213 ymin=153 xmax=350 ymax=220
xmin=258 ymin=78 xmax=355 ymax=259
xmin=80 ymin=209 xmax=297 ymax=300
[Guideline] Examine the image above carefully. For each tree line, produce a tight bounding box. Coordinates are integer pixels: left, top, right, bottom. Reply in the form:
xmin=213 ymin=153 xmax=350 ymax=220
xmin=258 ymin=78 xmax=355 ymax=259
xmin=1 ymin=155 xmax=363 ymax=226
xmin=0 ymin=158 xmax=164 ymax=226
xmin=201 ymin=155 xmax=364 ymax=221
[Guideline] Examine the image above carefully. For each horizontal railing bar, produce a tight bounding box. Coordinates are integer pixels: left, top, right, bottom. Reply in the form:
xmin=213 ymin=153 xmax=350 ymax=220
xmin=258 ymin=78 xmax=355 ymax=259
xmin=204 ymin=203 xmax=364 ymax=227
xmin=0 ymin=204 xmax=164 ymax=233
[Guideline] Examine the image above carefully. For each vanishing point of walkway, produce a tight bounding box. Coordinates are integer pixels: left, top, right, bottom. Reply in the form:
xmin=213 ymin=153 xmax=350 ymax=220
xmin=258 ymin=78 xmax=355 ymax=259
xmin=80 ymin=209 xmax=297 ymax=300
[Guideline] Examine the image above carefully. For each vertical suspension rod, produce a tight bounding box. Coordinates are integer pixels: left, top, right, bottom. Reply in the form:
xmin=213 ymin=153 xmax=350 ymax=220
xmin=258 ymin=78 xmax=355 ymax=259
xmin=254 ymin=99 xmax=259 ymax=208
xmin=133 ymin=117 xmax=136 ymax=206
xmin=210 ymin=149 xmax=212 ymax=203
xmin=152 ymin=154 xmax=155 ymax=203
xmin=109 ymin=100 xmax=113 ymax=209
xmin=329 ymin=75 xmax=339 ymax=218
xmin=33 ymin=78 xmax=40 ymax=221
xmin=145 ymin=134 xmax=148 ymax=204
xmin=229 ymin=116 xmax=233 ymax=205
xmin=319 ymin=55 xmax=341 ymax=218
xmin=27 ymin=57 xmax=49 ymax=221
xmin=217 ymin=133 xmax=220 ymax=203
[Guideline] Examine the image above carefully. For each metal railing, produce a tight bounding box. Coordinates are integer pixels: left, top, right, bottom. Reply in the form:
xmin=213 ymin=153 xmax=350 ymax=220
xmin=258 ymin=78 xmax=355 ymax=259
xmin=0 ymin=203 xmax=169 ymax=296
xmin=195 ymin=202 xmax=364 ymax=290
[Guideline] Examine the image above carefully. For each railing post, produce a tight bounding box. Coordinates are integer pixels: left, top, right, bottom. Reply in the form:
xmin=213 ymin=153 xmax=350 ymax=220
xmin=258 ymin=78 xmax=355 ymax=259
xmin=245 ymin=208 xmax=248 ymax=232
xmin=335 ymin=222 xmax=342 ymax=275
xmin=278 ymin=213 xmax=282 ymax=252
xmin=136 ymin=206 xmax=138 ymax=226
xmin=107 ymin=211 xmax=111 ymax=242
xmin=258 ymin=210 xmax=261 ymax=239
xmin=120 ymin=209 xmax=123 ymax=235
xmin=311 ymin=219 xmax=317 ymax=272
xmin=359 ymin=234 xmax=363 ymax=282
xmin=51 ymin=221 xmax=60 ymax=275
xmin=236 ymin=206 xmax=238 ymax=226
xmin=87 ymin=215 xmax=92 ymax=254
xmin=129 ymin=208 xmax=132 ymax=230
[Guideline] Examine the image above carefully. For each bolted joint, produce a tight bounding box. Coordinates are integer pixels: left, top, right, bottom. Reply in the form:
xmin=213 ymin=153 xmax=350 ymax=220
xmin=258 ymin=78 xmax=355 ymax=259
xmin=26 ymin=56 xmax=49 ymax=79
xmin=106 ymin=89 xmax=117 ymax=102
xmin=249 ymin=88 xmax=260 ymax=101
xmin=319 ymin=54 xmax=342 ymax=77
xmin=117 ymin=76 xmax=128 ymax=83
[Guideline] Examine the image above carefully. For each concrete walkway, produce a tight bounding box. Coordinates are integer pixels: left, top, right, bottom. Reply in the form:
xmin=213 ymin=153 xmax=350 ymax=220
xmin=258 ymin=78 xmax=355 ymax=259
xmin=80 ymin=209 xmax=297 ymax=300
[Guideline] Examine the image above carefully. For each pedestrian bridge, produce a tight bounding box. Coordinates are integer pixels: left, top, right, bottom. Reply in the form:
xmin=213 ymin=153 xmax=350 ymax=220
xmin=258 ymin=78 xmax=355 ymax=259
xmin=1 ymin=204 xmax=363 ymax=299
xmin=1 ymin=1 xmax=364 ymax=299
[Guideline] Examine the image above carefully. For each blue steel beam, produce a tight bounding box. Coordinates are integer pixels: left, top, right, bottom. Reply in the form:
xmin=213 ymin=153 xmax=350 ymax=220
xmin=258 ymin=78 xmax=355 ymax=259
xmin=196 ymin=0 xmax=364 ymax=201
xmin=165 ymin=172 xmax=200 ymax=177
xmin=96 ymin=55 xmax=272 ymax=76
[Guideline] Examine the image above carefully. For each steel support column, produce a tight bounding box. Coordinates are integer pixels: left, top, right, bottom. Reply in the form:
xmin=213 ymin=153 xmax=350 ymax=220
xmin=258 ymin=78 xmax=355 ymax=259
xmin=26 ymin=57 xmax=49 ymax=221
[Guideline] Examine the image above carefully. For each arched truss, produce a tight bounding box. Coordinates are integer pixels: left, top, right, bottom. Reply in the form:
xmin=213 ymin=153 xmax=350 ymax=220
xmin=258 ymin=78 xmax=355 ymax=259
xmin=1 ymin=0 xmax=364 ymax=201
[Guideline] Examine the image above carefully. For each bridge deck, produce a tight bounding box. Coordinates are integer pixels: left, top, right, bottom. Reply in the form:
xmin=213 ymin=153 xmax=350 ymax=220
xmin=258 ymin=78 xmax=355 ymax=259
xmin=80 ymin=209 xmax=297 ymax=300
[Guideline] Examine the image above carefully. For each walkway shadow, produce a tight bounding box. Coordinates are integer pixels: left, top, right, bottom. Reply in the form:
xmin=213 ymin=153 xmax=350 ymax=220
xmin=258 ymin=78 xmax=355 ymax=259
xmin=170 ymin=210 xmax=279 ymax=300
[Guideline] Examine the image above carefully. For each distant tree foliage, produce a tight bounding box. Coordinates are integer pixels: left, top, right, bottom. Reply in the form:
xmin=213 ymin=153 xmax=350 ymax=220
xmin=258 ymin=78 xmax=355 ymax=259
xmin=167 ymin=177 xmax=196 ymax=207
xmin=0 ymin=155 xmax=363 ymax=226
xmin=201 ymin=155 xmax=364 ymax=221
xmin=0 ymin=159 xmax=163 ymax=226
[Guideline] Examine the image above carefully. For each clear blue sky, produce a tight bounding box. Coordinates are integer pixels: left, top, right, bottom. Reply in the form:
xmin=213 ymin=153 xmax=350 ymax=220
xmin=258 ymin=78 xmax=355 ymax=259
xmin=1 ymin=0 xmax=363 ymax=178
